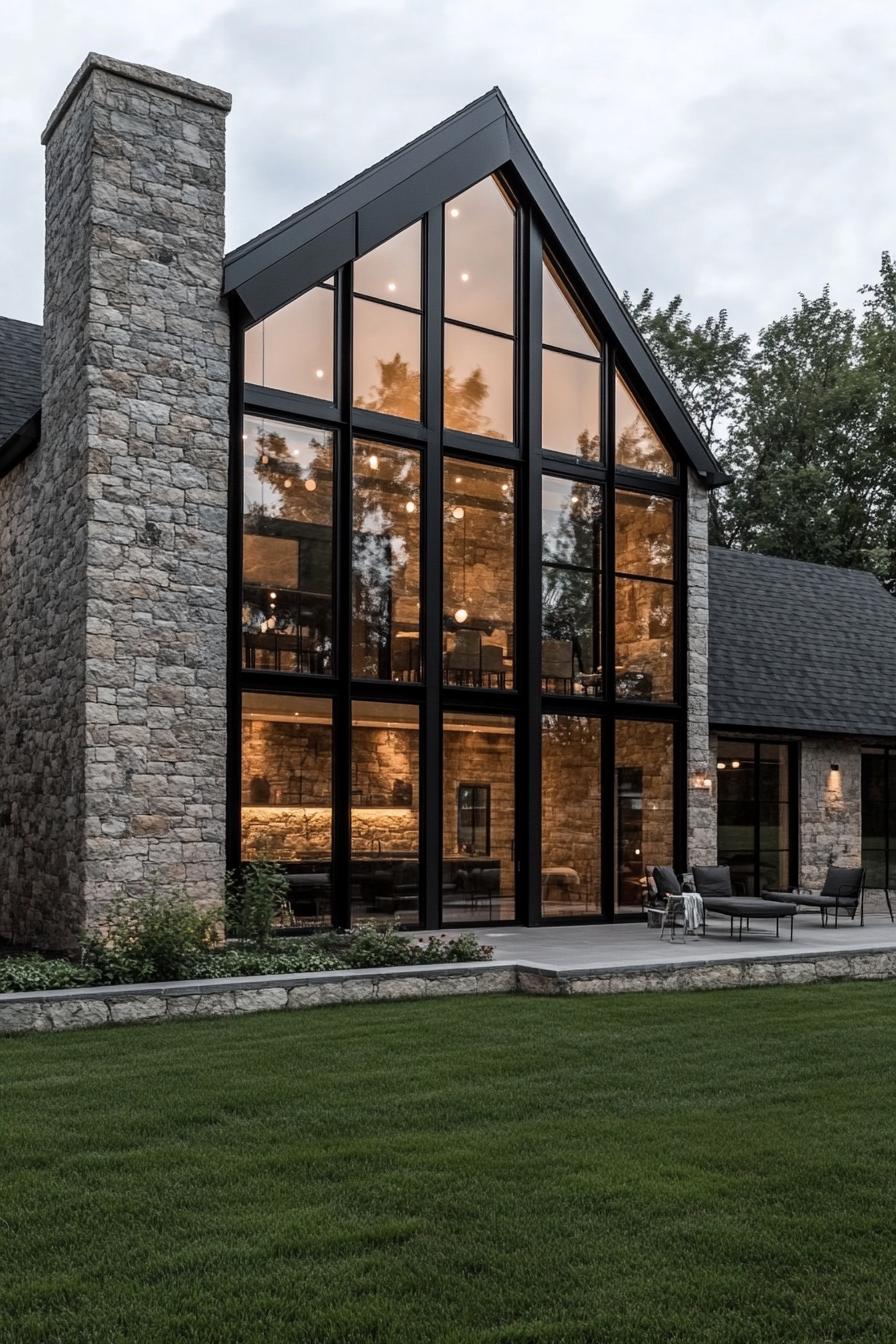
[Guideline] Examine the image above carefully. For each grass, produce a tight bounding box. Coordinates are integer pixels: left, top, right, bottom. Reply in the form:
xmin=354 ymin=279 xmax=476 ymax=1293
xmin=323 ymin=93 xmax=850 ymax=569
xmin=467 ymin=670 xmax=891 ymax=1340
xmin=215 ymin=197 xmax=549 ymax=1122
xmin=2 ymin=984 xmax=896 ymax=1343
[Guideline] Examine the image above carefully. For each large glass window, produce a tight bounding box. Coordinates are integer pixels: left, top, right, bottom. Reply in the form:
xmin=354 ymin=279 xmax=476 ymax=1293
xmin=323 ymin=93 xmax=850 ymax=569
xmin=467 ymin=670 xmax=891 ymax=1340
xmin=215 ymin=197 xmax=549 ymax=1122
xmin=244 ymin=282 xmax=334 ymax=402
xmin=353 ymin=222 xmax=422 ymax=422
xmin=443 ymin=459 xmax=515 ymax=689
xmin=615 ymin=490 xmax=674 ymax=701
xmin=444 ymin=175 xmax=515 ymax=441
xmin=443 ymin=712 xmax=515 ymax=922
xmin=351 ymin=702 xmax=420 ymax=927
xmin=716 ymin=740 xmax=795 ymax=897
xmin=241 ymin=693 xmax=333 ymax=926
xmin=615 ymin=720 xmax=674 ymax=913
xmin=861 ymin=750 xmax=896 ymax=891
xmin=242 ymin=416 xmax=334 ymax=675
xmin=352 ymin=440 xmax=421 ymax=681
xmin=542 ymin=476 xmax=602 ymax=695
xmin=542 ymin=260 xmax=601 ymax=460
xmin=542 ymin=716 xmax=600 ymax=916
xmin=615 ymin=374 xmax=674 ymax=476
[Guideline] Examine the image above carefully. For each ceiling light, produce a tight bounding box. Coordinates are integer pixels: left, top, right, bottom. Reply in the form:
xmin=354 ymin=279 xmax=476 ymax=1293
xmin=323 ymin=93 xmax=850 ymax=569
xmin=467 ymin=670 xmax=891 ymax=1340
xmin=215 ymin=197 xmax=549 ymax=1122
xmin=260 ymin=453 xmax=269 ymax=465
xmin=454 ymin=475 xmax=462 ymax=484
xmin=283 ymin=479 xmax=293 ymax=489
xmin=368 ymin=453 xmax=378 ymax=469
xmin=269 ymin=591 xmax=277 ymax=599
xmin=387 ymin=282 xmax=397 ymax=293
xmin=315 ymin=368 xmax=325 ymax=379
xmin=304 ymin=478 xmax=317 ymax=492
xmin=449 ymin=207 xmax=460 ymax=218
xmin=452 ymin=506 xmax=464 ymax=520
xmin=405 ymin=500 xmax=416 ymax=513
xmin=454 ymin=607 xmax=468 ymax=624
xmin=460 ymin=271 xmax=470 ymax=283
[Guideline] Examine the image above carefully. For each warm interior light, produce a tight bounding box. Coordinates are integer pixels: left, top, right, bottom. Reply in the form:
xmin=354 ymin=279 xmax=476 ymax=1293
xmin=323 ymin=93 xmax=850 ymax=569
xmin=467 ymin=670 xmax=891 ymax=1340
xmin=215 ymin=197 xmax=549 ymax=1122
xmin=315 ymin=368 xmax=325 ymax=379
xmin=452 ymin=506 xmax=465 ymax=520
xmin=460 ymin=271 xmax=470 ymax=283
xmin=454 ymin=475 xmax=462 ymax=484
xmin=449 ymin=207 xmax=460 ymax=218
xmin=405 ymin=500 xmax=416 ymax=514
xmin=387 ymin=282 xmax=397 ymax=293
xmin=283 ymin=478 xmax=293 ymax=489
xmin=304 ymin=478 xmax=317 ymax=492
xmin=454 ymin=607 xmax=468 ymax=624
xmin=260 ymin=453 xmax=269 ymax=465
xmin=717 ymin=761 xmax=726 ymax=770
xmin=269 ymin=591 xmax=277 ymax=599
xmin=731 ymin=760 xmax=740 ymax=769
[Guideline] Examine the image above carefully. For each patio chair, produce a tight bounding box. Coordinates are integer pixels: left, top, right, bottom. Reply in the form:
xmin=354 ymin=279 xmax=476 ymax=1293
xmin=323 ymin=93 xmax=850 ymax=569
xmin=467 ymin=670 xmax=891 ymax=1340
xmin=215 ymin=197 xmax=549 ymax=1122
xmin=763 ymin=866 xmax=866 ymax=928
xmin=692 ymin=865 xmax=797 ymax=941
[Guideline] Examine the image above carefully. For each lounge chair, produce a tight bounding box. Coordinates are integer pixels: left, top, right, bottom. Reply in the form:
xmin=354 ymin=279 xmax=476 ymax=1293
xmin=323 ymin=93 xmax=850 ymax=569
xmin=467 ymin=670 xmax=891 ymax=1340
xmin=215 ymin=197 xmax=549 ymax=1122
xmin=692 ymin=865 xmax=797 ymax=941
xmin=763 ymin=866 xmax=866 ymax=928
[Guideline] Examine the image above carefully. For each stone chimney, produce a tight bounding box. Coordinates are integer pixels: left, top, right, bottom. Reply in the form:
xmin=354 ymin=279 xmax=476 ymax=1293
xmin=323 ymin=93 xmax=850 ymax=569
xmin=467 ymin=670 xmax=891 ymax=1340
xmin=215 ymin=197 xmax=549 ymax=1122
xmin=1 ymin=55 xmax=231 ymax=948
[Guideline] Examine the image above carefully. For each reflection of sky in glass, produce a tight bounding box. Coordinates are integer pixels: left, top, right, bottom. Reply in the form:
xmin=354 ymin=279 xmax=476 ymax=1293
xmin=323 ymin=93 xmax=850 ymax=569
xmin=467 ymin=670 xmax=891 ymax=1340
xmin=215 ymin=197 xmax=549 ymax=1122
xmin=242 ymin=416 xmax=333 ymax=516
xmin=353 ymin=300 xmax=421 ymax=420
xmin=354 ymin=222 xmax=421 ymax=307
xmin=444 ymin=176 xmax=515 ymax=334
xmin=543 ymin=262 xmax=598 ymax=356
xmin=244 ymin=286 xmax=334 ymax=400
xmin=542 ymin=349 xmax=600 ymax=458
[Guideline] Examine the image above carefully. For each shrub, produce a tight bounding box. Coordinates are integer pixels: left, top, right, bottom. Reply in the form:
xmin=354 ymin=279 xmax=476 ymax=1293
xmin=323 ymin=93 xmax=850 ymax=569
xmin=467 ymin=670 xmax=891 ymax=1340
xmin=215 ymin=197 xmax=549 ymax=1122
xmin=224 ymin=861 xmax=290 ymax=948
xmin=0 ymin=955 xmax=99 ymax=995
xmin=188 ymin=945 xmax=343 ymax=979
xmin=81 ymin=886 xmax=221 ymax=984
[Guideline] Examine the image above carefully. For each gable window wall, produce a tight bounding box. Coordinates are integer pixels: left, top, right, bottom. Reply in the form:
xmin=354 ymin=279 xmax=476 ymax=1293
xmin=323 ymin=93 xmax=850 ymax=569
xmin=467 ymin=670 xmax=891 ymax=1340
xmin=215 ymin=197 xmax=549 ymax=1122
xmin=233 ymin=173 xmax=686 ymax=929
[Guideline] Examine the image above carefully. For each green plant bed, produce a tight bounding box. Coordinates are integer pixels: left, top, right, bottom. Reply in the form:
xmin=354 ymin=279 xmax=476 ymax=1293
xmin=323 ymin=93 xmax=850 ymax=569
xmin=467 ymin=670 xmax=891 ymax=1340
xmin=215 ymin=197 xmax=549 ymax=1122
xmin=4 ymin=985 xmax=896 ymax=1343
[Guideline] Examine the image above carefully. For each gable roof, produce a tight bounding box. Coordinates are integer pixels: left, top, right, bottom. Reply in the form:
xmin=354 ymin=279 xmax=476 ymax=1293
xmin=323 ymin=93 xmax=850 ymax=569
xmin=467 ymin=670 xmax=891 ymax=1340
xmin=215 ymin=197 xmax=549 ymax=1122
xmin=0 ymin=316 xmax=42 ymax=443
xmin=709 ymin=546 xmax=896 ymax=740
xmin=224 ymin=89 xmax=725 ymax=486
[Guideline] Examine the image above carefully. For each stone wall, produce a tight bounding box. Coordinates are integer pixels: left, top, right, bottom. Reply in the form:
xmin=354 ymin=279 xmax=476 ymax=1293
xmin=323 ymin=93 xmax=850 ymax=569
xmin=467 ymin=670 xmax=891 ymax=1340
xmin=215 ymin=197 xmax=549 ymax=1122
xmin=0 ymin=55 xmax=231 ymax=949
xmin=686 ymin=474 xmax=715 ymax=866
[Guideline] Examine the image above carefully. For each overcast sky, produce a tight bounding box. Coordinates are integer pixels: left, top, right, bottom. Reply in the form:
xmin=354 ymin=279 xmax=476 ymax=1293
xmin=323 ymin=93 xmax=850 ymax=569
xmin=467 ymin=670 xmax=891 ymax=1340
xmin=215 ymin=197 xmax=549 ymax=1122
xmin=2 ymin=0 xmax=894 ymax=335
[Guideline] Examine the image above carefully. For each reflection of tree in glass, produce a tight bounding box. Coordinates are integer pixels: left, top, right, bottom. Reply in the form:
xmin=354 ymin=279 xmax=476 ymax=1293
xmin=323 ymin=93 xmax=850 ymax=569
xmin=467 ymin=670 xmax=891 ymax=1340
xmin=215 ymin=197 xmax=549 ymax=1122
xmin=617 ymin=412 xmax=667 ymax=473
xmin=355 ymin=354 xmax=420 ymax=420
xmin=444 ymin=365 xmax=498 ymax=438
xmin=246 ymin=427 xmax=332 ymax=530
xmin=352 ymin=450 xmax=419 ymax=667
xmin=576 ymin=428 xmax=600 ymax=462
xmin=542 ymin=483 xmax=601 ymax=660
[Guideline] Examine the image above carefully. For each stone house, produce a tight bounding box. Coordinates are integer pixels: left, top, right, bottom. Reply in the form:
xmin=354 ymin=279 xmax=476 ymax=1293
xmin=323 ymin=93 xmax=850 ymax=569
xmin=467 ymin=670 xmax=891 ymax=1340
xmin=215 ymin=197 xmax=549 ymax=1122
xmin=0 ymin=53 xmax=893 ymax=949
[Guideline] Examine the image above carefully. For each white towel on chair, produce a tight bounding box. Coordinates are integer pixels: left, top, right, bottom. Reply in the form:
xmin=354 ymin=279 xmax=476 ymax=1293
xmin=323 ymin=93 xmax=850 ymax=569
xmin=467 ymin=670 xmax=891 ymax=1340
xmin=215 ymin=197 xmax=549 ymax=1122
xmin=681 ymin=892 xmax=703 ymax=932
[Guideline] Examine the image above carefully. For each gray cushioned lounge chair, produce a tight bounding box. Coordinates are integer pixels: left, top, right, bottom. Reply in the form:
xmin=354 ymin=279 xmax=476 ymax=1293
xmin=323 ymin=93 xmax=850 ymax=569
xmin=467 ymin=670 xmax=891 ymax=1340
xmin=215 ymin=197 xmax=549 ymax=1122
xmin=763 ymin=866 xmax=866 ymax=928
xmin=692 ymin=865 xmax=797 ymax=941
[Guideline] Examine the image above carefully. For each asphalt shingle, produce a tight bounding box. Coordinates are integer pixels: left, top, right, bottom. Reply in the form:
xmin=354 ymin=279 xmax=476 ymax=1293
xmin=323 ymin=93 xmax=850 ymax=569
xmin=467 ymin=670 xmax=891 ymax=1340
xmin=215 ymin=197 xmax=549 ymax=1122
xmin=0 ymin=315 xmax=42 ymax=445
xmin=709 ymin=546 xmax=896 ymax=739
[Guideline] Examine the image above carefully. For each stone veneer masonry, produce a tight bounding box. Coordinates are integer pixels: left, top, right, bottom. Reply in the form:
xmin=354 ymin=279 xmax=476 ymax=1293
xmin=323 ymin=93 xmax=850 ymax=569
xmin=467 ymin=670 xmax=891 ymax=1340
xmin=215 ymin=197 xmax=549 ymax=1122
xmin=686 ymin=471 xmax=715 ymax=866
xmin=0 ymin=55 xmax=231 ymax=949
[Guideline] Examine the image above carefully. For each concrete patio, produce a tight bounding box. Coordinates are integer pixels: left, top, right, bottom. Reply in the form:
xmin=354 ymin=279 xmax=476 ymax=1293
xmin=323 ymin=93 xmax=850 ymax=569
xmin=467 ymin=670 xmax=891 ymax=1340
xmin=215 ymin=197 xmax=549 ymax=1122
xmin=430 ymin=911 xmax=896 ymax=974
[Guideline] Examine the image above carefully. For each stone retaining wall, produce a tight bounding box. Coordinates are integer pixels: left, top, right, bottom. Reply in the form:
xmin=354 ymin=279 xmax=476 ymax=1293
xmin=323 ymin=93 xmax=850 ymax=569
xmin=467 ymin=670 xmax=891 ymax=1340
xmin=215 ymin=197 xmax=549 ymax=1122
xmin=3 ymin=947 xmax=896 ymax=1035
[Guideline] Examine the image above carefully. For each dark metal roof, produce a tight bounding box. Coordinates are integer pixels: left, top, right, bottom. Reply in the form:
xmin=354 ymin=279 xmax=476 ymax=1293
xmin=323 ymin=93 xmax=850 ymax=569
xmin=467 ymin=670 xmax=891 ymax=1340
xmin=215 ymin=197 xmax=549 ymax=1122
xmin=709 ymin=546 xmax=896 ymax=740
xmin=225 ymin=88 xmax=725 ymax=486
xmin=0 ymin=315 xmax=42 ymax=444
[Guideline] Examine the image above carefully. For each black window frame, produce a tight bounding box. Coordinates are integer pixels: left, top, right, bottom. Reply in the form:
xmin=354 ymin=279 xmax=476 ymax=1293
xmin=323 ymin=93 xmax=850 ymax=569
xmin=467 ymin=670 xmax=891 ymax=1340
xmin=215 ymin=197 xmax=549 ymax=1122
xmin=228 ymin=169 xmax=689 ymax=930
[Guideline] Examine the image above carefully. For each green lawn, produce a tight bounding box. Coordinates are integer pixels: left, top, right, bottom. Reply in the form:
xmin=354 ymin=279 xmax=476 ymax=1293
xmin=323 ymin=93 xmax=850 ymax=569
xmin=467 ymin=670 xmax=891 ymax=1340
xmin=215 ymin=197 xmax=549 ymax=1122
xmin=3 ymin=984 xmax=896 ymax=1344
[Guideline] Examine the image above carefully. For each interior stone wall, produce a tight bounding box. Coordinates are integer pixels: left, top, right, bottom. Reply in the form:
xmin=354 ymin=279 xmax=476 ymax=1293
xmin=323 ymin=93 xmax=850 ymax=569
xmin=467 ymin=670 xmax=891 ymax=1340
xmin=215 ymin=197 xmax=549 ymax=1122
xmin=443 ymin=724 xmax=515 ymax=901
xmin=542 ymin=716 xmax=601 ymax=908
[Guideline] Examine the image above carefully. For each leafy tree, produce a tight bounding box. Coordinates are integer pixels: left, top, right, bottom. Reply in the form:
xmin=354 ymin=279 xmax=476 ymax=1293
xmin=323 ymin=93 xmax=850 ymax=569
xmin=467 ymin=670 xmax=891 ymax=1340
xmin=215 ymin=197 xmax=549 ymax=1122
xmin=625 ymin=256 xmax=896 ymax=590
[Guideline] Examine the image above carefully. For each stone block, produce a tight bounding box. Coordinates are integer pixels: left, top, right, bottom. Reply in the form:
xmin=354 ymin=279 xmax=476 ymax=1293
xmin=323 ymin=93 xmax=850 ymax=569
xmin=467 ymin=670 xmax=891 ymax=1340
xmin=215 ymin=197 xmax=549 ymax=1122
xmin=232 ymin=987 xmax=288 ymax=1014
xmin=377 ymin=977 xmax=429 ymax=1001
xmin=43 ymin=999 xmax=111 ymax=1031
xmin=109 ymin=995 xmax=167 ymax=1024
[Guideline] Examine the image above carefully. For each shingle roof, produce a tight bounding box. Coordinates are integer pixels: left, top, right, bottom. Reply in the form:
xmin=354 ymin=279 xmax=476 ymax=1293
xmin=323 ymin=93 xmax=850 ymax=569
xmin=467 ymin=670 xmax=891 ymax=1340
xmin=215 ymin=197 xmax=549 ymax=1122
xmin=0 ymin=315 xmax=42 ymax=444
xmin=709 ymin=546 xmax=896 ymax=739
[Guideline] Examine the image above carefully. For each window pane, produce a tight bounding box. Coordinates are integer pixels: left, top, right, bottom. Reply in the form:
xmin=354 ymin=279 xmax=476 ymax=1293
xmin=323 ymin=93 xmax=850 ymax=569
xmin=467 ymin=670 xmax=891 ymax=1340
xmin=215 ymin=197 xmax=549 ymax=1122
xmin=443 ymin=712 xmax=515 ymax=922
xmin=351 ymin=702 xmax=420 ymax=927
xmin=542 ymin=716 xmax=600 ymax=916
xmin=717 ymin=743 xmax=756 ymax=895
xmin=353 ymin=298 xmax=421 ymax=421
xmin=615 ymin=720 xmax=673 ymax=912
xmin=352 ymin=440 xmax=421 ymax=682
xmin=443 ymin=459 xmax=515 ymax=689
xmin=244 ymin=286 xmax=334 ymax=401
xmin=353 ymin=222 xmax=421 ymax=308
xmin=615 ymin=374 xmax=674 ymax=475
xmin=543 ymin=261 xmax=598 ymax=356
xmin=242 ymin=417 xmax=333 ymax=675
xmin=444 ymin=175 xmax=515 ymax=335
xmin=444 ymin=323 xmax=513 ymax=441
xmin=241 ymin=693 xmax=333 ymax=926
xmin=862 ymin=752 xmax=887 ymax=889
xmin=615 ymin=491 xmax=674 ymax=579
xmin=542 ymin=349 xmax=600 ymax=459
xmin=615 ymin=578 xmax=674 ymax=701
xmin=542 ymin=477 xmax=602 ymax=696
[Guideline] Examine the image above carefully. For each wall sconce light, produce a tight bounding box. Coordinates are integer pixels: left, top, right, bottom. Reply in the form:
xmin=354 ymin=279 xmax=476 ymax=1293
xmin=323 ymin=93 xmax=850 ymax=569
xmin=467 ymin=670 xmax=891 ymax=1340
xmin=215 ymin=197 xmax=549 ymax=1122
xmin=693 ymin=771 xmax=713 ymax=790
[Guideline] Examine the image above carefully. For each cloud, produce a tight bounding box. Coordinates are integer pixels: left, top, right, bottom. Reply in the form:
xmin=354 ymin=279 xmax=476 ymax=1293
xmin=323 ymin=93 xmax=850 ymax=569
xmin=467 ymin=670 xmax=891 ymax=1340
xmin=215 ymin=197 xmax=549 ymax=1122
xmin=1 ymin=0 xmax=894 ymax=334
